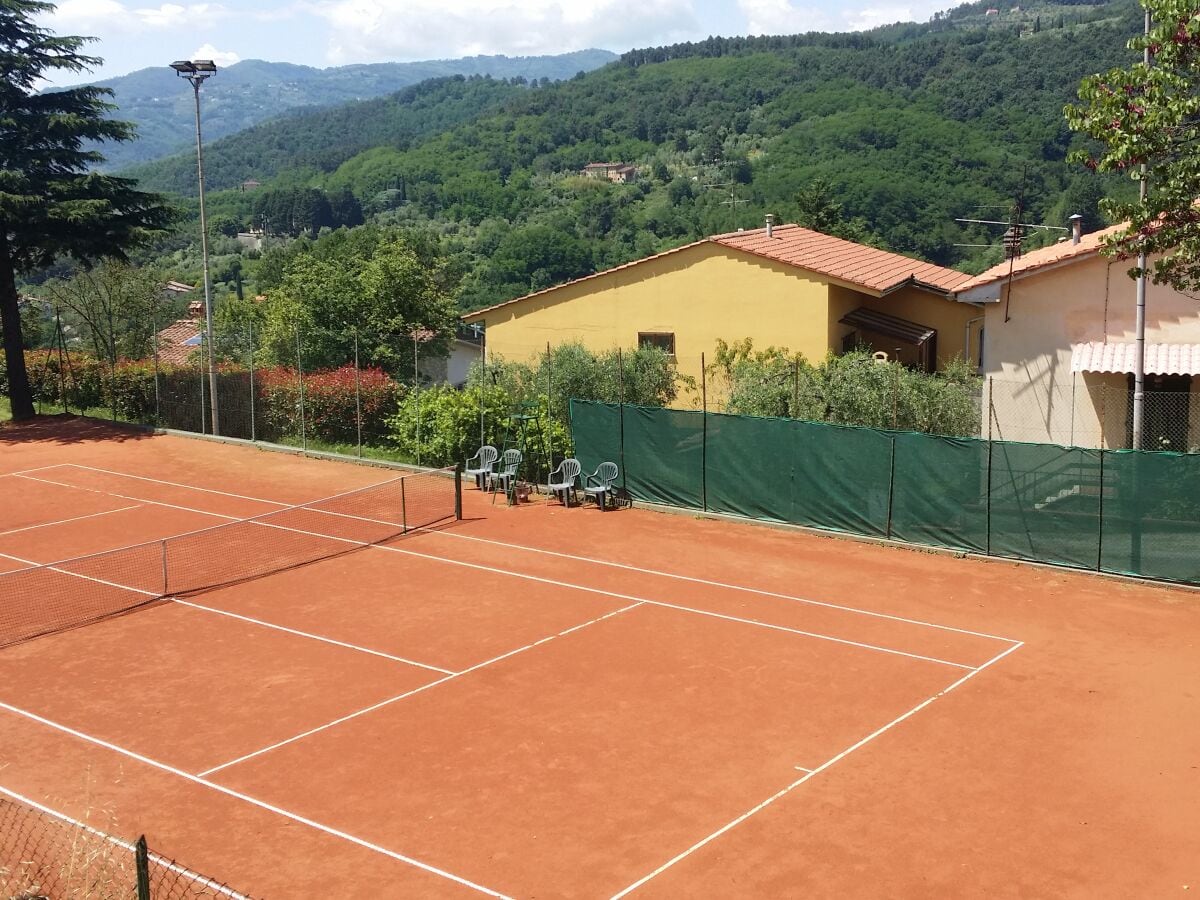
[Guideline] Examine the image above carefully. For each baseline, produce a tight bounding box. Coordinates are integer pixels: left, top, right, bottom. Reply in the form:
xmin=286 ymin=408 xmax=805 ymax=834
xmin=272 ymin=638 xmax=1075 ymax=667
xmin=0 ymin=700 xmax=510 ymax=898
xmin=610 ymin=639 xmax=1024 ymax=898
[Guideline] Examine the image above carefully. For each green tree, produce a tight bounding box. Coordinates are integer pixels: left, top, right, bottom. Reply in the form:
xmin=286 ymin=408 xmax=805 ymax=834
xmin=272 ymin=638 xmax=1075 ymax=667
xmin=0 ymin=0 xmax=174 ymax=419
xmin=46 ymin=262 xmax=164 ymax=365
xmin=1066 ymin=0 xmax=1200 ymax=291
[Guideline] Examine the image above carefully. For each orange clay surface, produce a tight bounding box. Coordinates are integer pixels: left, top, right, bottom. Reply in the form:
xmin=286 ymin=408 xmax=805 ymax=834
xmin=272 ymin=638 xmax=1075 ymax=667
xmin=0 ymin=416 xmax=1198 ymax=897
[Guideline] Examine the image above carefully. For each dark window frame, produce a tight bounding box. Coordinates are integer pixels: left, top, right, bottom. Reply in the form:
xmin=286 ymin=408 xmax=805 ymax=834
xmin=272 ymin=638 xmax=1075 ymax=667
xmin=638 ymin=332 xmax=676 ymax=355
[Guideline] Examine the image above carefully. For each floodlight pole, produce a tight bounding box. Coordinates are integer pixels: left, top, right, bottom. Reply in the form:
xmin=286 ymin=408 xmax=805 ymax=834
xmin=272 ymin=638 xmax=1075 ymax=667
xmin=172 ymin=60 xmax=220 ymax=435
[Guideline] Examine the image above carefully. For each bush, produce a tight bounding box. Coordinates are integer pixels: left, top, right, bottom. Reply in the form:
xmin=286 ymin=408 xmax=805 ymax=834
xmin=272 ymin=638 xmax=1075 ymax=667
xmin=389 ymin=385 xmax=572 ymax=479
xmin=713 ymin=341 xmax=982 ymax=438
xmin=257 ymin=365 xmax=400 ymax=445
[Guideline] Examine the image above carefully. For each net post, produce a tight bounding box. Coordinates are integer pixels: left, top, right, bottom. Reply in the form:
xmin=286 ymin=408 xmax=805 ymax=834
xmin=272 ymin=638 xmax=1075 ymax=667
xmin=454 ymin=464 xmax=463 ymax=521
xmin=135 ymin=835 xmax=151 ymax=900
xmin=400 ymin=477 xmax=409 ymax=533
xmin=160 ymin=539 xmax=168 ymax=596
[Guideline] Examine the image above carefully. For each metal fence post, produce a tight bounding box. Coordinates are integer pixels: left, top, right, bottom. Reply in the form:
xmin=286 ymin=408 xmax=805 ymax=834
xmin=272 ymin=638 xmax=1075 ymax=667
xmin=454 ymin=463 xmax=463 ymax=520
xmin=296 ymin=325 xmax=306 ymax=451
xmin=248 ymin=318 xmax=257 ymax=442
xmin=152 ymin=306 xmax=161 ymax=424
xmin=701 ymin=352 xmax=708 ymax=511
xmin=546 ymin=341 xmax=553 ymax=482
xmin=1096 ymin=448 xmax=1106 ymax=572
xmin=354 ymin=328 xmax=363 ymax=457
xmin=198 ymin=358 xmax=207 ymax=434
xmin=885 ymin=436 xmax=897 ymax=539
xmin=618 ymin=347 xmax=626 ymax=494
xmin=135 ymin=835 xmax=151 ymax=900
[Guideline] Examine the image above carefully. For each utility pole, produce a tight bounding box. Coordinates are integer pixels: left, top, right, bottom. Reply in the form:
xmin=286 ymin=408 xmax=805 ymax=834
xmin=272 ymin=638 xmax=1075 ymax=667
xmin=1132 ymin=7 xmax=1152 ymax=450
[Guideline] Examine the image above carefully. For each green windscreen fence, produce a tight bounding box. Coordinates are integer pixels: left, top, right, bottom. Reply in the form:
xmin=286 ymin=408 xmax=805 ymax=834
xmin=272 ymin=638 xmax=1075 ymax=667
xmin=569 ymin=400 xmax=1200 ymax=587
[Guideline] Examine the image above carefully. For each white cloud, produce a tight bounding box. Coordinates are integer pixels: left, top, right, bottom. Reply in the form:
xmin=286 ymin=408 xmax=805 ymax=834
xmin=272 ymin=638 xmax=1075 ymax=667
xmin=843 ymin=3 xmax=946 ymax=30
xmin=50 ymin=0 xmax=226 ymax=32
xmin=738 ymin=0 xmax=953 ymax=35
xmin=191 ymin=42 xmax=241 ymax=66
xmin=312 ymin=0 xmax=698 ymax=65
xmin=737 ymin=0 xmax=833 ymax=35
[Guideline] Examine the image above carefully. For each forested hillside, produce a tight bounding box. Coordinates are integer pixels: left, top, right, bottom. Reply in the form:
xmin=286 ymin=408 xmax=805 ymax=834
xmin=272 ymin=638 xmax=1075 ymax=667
xmin=112 ymin=0 xmax=1140 ymax=312
xmin=61 ymin=50 xmax=616 ymax=170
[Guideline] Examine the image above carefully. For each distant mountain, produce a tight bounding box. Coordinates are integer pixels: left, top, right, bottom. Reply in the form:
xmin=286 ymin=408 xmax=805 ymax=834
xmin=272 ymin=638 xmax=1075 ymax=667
xmin=62 ymin=50 xmax=617 ymax=170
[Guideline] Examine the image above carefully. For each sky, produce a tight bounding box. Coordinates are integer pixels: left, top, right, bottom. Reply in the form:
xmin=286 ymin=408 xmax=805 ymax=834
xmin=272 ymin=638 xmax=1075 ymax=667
xmin=41 ymin=0 xmax=962 ymax=86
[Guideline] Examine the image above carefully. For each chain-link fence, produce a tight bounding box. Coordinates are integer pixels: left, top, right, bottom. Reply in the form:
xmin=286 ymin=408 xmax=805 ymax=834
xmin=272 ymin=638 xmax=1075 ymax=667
xmin=986 ymin=378 xmax=1200 ymax=452
xmin=0 ymin=788 xmax=250 ymax=899
xmin=13 ymin=317 xmax=474 ymax=469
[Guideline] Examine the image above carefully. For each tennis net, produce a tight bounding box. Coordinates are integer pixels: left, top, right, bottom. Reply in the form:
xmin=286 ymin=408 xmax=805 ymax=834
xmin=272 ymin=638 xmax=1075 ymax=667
xmin=0 ymin=466 xmax=460 ymax=648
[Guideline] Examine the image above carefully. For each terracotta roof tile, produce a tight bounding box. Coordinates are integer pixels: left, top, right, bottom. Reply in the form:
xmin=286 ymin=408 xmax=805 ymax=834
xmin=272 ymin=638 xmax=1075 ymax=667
xmin=156 ymin=319 xmax=202 ymax=366
xmin=954 ymin=223 xmax=1126 ymax=293
xmin=713 ymin=224 xmax=972 ymax=293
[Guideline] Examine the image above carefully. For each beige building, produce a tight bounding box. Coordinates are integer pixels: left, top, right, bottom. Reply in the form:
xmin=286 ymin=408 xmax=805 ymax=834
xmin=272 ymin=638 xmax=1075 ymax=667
xmin=954 ymin=225 xmax=1200 ymax=450
xmin=463 ymin=222 xmax=975 ymax=400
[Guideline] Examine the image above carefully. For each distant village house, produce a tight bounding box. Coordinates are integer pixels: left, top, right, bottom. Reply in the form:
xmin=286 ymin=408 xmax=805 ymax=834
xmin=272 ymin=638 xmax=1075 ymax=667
xmin=581 ymin=162 xmax=637 ymax=183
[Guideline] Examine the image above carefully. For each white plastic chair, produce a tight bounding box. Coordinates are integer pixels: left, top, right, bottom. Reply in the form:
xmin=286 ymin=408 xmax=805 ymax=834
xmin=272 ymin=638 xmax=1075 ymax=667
xmin=465 ymin=445 xmax=498 ymax=490
xmin=582 ymin=462 xmax=619 ymax=511
xmin=547 ymin=458 xmax=582 ymax=507
xmin=490 ymin=449 xmax=523 ymax=505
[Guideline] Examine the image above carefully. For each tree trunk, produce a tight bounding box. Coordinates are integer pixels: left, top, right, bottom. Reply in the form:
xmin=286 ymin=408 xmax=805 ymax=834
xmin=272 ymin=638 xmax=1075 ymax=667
xmin=0 ymin=233 xmax=35 ymax=420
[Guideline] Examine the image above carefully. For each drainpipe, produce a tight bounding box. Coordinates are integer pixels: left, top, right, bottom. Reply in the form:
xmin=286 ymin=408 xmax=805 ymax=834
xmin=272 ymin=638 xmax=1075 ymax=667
xmin=964 ymin=314 xmax=985 ymax=370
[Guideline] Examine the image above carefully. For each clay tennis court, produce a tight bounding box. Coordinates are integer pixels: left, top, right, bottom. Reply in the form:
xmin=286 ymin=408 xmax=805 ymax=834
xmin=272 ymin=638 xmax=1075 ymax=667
xmin=1 ymin=416 xmax=1198 ymax=897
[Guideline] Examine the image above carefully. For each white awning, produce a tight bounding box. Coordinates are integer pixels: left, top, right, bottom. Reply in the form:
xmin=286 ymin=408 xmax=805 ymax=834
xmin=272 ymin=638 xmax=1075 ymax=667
xmin=1070 ymin=341 xmax=1200 ymax=375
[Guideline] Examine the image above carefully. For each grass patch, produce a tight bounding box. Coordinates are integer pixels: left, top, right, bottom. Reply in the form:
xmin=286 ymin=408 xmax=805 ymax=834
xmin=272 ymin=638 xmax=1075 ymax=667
xmin=0 ymin=395 xmax=10 ymax=422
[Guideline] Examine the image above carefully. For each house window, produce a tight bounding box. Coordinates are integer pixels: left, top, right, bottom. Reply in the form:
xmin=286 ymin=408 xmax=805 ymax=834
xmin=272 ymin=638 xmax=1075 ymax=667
xmin=638 ymin=332 xmax=675 ymax=355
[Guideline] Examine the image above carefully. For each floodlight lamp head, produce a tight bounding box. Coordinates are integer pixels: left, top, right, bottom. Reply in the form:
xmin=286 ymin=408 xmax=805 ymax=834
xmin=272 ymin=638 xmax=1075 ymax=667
xmin=169 ymin=60 xmax=194 ymax=74
xmin=193 ymin=60 xmax=217 ymax=72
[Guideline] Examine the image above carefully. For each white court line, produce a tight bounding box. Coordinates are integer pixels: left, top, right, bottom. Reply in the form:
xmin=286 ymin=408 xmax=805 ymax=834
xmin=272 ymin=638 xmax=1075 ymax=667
xmin=0 ymin=504 xmax=141 ymax=537
xmin=65 ymin=463 xmax=294 ymax=507
xmin=197 ymin=602 xmax=643 ymax=777
xmin=14 ymin=473 xmax=243 ymax=521
xmin=171 ymin=599 xmax=455 ymax=675
xmin=609 ymin=639 xmax=1025 ymax=899
xmin=4 ymin=463 xmax=72 ymax=477
xmin=27 ymin=463 xmax=1011 ymax=648
xmin=0 ymin=549 xmax=159 ymax=597
xmin=9 ymin=470 xmax=976 ymax=668
xmin=415 ymin=529 xmax=1021 ymax=645
xmin=371 ymin=543 xmax=976 ymax=670
xmin=0 ymin=784 xmax=251 ymax=899
xmin=0 ymin=701 xmax=512 ymax=898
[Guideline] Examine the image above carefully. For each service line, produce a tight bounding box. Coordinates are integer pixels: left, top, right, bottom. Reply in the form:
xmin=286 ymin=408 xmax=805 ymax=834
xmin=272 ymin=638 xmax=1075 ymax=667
xmin=609 ymin=639 xmax=1025 ymax=898
xmin=0 ymin=701 xmax=512 ymax=898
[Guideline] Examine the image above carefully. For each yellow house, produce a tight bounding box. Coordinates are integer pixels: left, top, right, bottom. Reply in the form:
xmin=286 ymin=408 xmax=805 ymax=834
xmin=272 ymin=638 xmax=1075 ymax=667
xmin=954 ymin=224 xmax=1200 ymax=450
xmin=463 ymin=222 xmax=976 ymax=392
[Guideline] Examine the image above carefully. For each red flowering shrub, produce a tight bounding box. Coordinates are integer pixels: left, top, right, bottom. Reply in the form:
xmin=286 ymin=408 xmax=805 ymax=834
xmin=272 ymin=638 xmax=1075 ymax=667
xmin=256 ymin=365 xmax=399 ymax=444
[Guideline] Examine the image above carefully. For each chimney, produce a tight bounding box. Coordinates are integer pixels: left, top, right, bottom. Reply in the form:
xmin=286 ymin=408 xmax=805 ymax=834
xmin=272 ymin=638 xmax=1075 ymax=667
xmin=1068 ymin=213 xmax=1083 ymax=245
xmin=765 ymin=213 xmax=775 ymax=238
